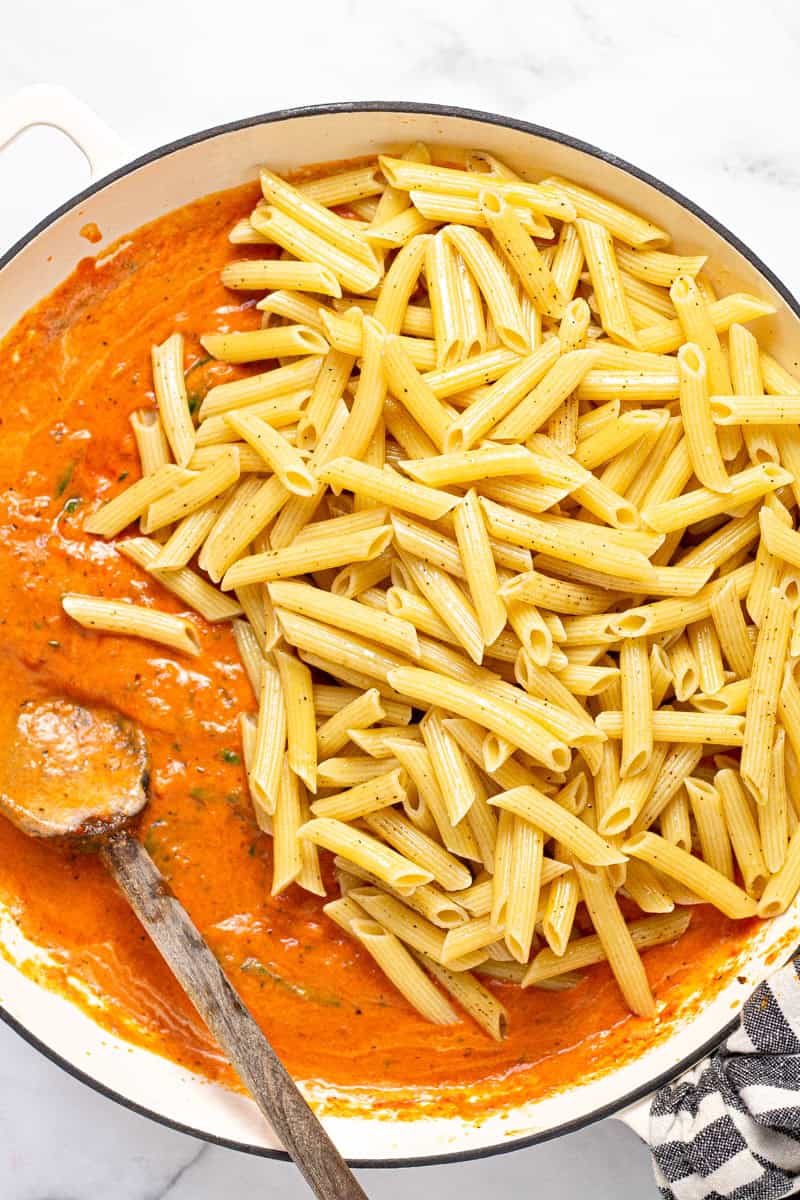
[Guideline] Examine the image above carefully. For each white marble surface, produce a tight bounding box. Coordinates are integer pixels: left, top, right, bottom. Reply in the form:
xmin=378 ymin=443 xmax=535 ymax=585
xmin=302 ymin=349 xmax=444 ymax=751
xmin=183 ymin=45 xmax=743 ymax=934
xmin=1 ymin=1 xmax=800 ymax=1196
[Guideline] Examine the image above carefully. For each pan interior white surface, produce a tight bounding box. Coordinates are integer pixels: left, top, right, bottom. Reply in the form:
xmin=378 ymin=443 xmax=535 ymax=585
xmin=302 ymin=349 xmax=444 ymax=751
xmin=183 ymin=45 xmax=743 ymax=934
xmin=0 ymin=105 xmax=799 ymax=1162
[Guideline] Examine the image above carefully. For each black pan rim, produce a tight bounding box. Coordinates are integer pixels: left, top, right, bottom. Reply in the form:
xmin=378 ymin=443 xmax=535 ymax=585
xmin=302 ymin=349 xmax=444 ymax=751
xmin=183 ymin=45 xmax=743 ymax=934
xmin=1 ymin=96 xmax=797 ymax=1169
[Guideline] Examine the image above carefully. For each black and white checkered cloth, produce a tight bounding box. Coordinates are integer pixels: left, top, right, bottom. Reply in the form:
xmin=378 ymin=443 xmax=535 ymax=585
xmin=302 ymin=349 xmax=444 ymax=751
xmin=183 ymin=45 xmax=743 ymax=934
xmin=649 ymin=954 xmax=800 ymax=1199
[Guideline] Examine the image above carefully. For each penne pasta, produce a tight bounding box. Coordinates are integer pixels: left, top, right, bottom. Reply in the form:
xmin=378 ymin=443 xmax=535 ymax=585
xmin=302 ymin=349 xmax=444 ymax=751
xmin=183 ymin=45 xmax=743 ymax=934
xmin=622 ymin=831 xmax=757 ymax=919
xmin=741 ymin=588 xmax=792 ymax=805
xmin=151 ymin=333 xmax=196 ymax=467
xmin=62 ymin=594 xmax=200 ymax=657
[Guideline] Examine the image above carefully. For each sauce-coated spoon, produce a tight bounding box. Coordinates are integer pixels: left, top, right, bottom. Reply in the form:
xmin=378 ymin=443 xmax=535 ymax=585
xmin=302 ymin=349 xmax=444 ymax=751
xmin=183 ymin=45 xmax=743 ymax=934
xmin=0 ymin=697 xmax=368 ymax=1200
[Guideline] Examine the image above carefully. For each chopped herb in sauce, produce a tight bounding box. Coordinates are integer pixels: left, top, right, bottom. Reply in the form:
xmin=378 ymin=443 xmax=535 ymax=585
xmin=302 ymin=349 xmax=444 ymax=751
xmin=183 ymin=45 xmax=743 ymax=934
xmin=240 ymin=958 xmax=343 ymax=1008
xmin=54 ymin=461 xmax=75 ymax=497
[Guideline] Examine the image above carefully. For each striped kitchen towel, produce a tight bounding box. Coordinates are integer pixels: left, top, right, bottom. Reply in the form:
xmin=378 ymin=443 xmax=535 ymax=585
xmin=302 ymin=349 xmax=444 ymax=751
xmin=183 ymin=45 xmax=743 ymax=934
xmin=649 ymin=954 xmax=800 ymax=1199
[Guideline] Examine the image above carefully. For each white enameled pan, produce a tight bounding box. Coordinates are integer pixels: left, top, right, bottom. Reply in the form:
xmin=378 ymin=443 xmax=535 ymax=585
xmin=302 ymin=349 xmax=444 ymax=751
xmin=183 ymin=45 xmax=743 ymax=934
xmin=0 ymin=87 xmax=798 ymax=1166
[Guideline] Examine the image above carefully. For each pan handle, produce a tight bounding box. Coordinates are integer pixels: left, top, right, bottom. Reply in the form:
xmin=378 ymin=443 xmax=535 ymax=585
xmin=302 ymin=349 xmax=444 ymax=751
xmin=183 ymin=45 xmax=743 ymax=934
xmin=0 ymin=84 xmax=129 ymax=181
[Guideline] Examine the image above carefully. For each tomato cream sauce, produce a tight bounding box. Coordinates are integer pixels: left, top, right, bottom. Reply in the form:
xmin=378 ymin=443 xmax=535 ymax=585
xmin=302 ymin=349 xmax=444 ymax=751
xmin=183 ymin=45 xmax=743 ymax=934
xmin=0 ymin=180 xmax=758 ymax=1119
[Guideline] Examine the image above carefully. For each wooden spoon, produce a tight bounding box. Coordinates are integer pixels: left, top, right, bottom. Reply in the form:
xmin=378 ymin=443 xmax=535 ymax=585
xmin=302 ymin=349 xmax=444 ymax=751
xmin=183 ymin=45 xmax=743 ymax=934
xmin=0 ymin=697 xmax=368 ymax=1200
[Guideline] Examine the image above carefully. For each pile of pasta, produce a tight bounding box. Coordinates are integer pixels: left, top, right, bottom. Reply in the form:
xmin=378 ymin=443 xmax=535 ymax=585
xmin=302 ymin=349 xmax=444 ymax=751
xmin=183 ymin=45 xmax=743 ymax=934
xmin=65 ymin=142 xmax=800 ymax=1041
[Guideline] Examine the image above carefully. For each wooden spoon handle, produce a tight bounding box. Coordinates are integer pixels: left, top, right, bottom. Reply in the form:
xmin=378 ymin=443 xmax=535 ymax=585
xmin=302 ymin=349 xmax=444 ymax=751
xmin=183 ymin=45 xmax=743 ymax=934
xmin=101 ymin=830 xmax=368 ymax=1200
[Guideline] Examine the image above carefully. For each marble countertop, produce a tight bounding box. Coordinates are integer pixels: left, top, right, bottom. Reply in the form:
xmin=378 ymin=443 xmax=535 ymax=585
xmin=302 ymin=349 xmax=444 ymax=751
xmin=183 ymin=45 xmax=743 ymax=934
xmin=2 ymin=1 xmax=800 ymax=1195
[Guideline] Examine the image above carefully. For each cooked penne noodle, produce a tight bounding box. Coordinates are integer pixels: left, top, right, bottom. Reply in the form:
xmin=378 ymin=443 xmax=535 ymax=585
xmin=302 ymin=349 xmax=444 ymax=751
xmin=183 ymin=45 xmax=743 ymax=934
xmin=62 ymin=594 xmax=201 ymax=656
xmin=259 ymin=168 xmax=377 ymax=263
xmin=622 ymin=831 xmax=757 ymax=919
xmin=364 ymin=807 xmax=472 ymax=891
xmin=400 ymin=443 xmax=545 ymax=486
xmin=619 ymin=637 xmax=652 ymax=777
xmin=504 ymin=817 xmax=544 ymax=962
xmin=491 ymin=349 xmax=600 ymax=444
xmin=144 ymin=447 xmax=241 ymax=533
xmin=84 ymin=464 xmax=194 ymax=538
xmin=274 ymin=649 xmax=317 ymax=792
xmin=300 ymin=818 xmax=432 ymax=890
xmin=388 ymin=739 xmax=481 ymax=861
xmin=597 ymin=709 xmax=745 ymax=745
xmin=686 ymin=777 xmax=734 ymax=883
xmin=117 ymin=537 xmax=242 ymax=623
xmin=759 ymin=728 xmax=789 ymax=874
xmin=628 ymin=743 xmax=701 ymax=836
xmin=268 ymin=580 xmax=419 ymax=659
xmin=758 ymin=824 xmax=800 ymax=917
xmin=250 ymin=206 xmax=381 ymax=294
xmin=741 ymin=588 xmax=792 ymax=805
xmin=614 ymin=245 xmax=706 ymax=287
xmin=709 ymin=574 xmax=755 ymax=678
xmin=523 ymin=910 xmax=691 ymax=986
xmin=445 ymin=225 xmax=530 ymax=355
xmin=223 ymin=410 xmax=314 ymax=496
xmin=315 ymin=687 xmax=385 ymax=758
xmin=453 ymin=489 xmax=507 ymax=646
xmin=714 ymin=768 xmax=768 ymax=897
xmin=232 ymin=619 xmax=263 ymax=694
xmin=576 ymin=219 xmax=639 ymax=348
xmin=599 ymin=743 xmax=668 ymax=837
xmin=691 ymin=678 xmax=750 ymax=716
xmin=311 ymin=769 xmax=407 ymax=821
xmin=198 ymin=356 xmax=322 ymax=421
xmin=500 ymin=569 xmax=613 ymax=615
xmin=642 ymin=462 xmax=790 ymax=533
xmin=425 ymin=231 xmax=465 ymax=368
xmin=201 ymin=325 xmax=328 ymax=363
xmin=538 ymin=177 xmax=668 ymax=248
xmin=249 ymin=661 xmax=287 ymax=816
xmin=489 ymin=786 xmax=625 ymax=866
xmin=382 ymin=335 xmax=453 ymax=451
xmin=480 ymin=191 xmax=564 ymax=319
xmin=149 ymin=495 xmax=228 ymax=569
xmin=194 ymin=393 xmax=307 ymax=449
xmin=482 ymin=498 xmax=656 ymax=585
xmin=443 ymin=342 xmax=561 ymax=452
xmin=221 ymin=526 xmax=392 ymax=590
xmin=221 ymin=258 xmax=342 ymax=297
xmin=378 ymin=157 xmax=573 ymax=215
xmin=623 ymin=859 xmax=675 ymax=914
xmin=349 ymin=725 xmax=423 ymax=757
xmin=130 ymin=408 xmax=171 ymax=476
xmin=318 ymin=457 xmax=458 ymax=519
xmin=151 ymin=333 xmax=196 ymax=467
xmin=678 ymin=343 xmax=729 ymax=491
xmin=573 ymin=861 xmax=655 ymax=1016
xmin=687 ymin=617 xmax=726 ymax=696
xmin=397 ymin=549 xmax=484 ymax=664
xmin=271 ymin=764 xmax=304 ymax=895
xmin=351 ymin=887 xmax=484 ymax=970
xmin=420 ymin=708 xmax=480 ymax=828
xmin=349 ymin=916 xmax=459 ymax=1024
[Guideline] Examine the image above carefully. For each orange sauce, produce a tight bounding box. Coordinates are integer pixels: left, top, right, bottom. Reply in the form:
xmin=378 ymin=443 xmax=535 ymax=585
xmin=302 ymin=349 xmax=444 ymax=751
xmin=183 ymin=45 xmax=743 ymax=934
xmin=0 ymin=181 xmax=759 ymax=1119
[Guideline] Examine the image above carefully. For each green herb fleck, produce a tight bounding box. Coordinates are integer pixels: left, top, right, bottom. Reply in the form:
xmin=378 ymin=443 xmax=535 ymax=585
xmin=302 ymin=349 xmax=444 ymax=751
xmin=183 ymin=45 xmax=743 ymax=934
xmin=220 ymin=748 xmax=241 ymax=765
xmin=63 ymin=497 xmax=82 ymax=514
xmin=190 ymin=785 xmax=208 ymax=802
xmin=117 ymin=471 xmax=129 ymax=482
xmin=187 ymin=392 xmax=203 ymax=415
xmin=55 ymin=462 xmax=75 ymax=497
xmin=185 ymin=354 xmax=212 ymax=380
xmin=240 ymin=958 xmax=343 ymax=1008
